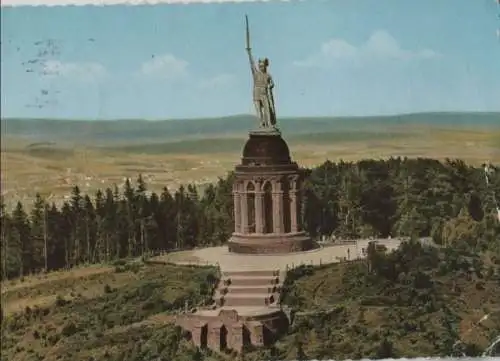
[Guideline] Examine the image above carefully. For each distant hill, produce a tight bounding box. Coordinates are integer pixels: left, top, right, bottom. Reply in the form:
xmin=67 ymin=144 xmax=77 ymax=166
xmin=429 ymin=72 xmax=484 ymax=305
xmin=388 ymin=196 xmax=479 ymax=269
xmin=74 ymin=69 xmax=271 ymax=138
xmin=1 ymin=112 xmax=499 ymax=146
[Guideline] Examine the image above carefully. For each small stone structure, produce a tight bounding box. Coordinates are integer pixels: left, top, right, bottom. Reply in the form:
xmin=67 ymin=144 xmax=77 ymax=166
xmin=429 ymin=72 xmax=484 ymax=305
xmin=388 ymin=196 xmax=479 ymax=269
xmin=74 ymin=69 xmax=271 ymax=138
xmin=228 ymin=130 xmax=315 ymax=254
xmin=176 ymin=269 xmax=289 ymax=353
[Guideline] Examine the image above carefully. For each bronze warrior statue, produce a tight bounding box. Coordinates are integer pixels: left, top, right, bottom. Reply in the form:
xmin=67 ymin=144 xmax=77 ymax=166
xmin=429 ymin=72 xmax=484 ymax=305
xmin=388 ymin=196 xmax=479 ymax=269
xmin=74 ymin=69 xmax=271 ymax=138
xmin=245 ymin=15 xmax=277 ymax=129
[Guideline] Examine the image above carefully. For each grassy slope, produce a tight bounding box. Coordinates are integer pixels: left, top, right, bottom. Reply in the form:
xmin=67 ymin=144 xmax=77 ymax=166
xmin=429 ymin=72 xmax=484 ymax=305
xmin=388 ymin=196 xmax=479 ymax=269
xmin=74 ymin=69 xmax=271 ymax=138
xmin=269 ymin=256 xmax=500 ymax=360
xmin=1 ymin=262 xmax=220 ymax=361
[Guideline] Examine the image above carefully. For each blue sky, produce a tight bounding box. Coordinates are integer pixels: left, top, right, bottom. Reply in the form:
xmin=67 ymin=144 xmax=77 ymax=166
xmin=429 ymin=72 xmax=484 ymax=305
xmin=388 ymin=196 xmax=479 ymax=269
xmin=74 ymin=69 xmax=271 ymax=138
xmin=1 ymin=0 xmax=499 ymax=119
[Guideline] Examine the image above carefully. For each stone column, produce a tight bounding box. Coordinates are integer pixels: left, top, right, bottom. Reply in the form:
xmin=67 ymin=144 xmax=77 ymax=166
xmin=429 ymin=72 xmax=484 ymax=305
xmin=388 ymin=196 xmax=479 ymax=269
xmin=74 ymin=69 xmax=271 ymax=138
xmin=255 ymin=191 xmax=264 ymax=234
xmin=272 ymin=180 xmax=284 ymax=234
xmin=297 ymin=188 xmax=302 ymax=232
xmin=207 ymin=322 xmax=223 ymax=352
xmin=228 ymin=322 xmax=244 ymax=352
xmin=240 ymin=189 xmax=248 ymax=234
xmin=192 ymin=325 xmax=202 ymax=348
xmin=233 ymin=183 xmax=241 ymax=233
xmin=290 ymin=179 xmax=299 ymax=233
xmin=192 ymin=322 xmax=207 ymax=348
xmin=249 ymin=322 xmax=264 ymax=347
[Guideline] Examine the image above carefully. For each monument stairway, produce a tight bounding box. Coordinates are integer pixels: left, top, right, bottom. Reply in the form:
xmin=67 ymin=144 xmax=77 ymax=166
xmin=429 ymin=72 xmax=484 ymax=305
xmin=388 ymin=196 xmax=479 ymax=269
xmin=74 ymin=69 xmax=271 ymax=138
xmin=215 ymin=269 xmax=282 ymax=308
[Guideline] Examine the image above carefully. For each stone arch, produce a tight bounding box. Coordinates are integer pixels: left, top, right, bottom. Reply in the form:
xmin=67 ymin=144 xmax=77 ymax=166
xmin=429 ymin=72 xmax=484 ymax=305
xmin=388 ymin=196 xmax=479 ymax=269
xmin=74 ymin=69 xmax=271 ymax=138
xmin=219 ymin=309 xmax=239 ymax=323
xmin=263 ymin=180 xmax=273 ymax=234
xmin=200 ymin=324 xmax=208 ymax=348
xmin=246 ymin=180 xmax=256 ymax=192
xmin=242 ymin=325 xmax=252 ymax=349
xmin=220 ymin=324 xmax=228 ymax=350
xmin=246 ymin=181 xmax=256 ymax=233
xmin=262 ymin=324 xmax=273 ymax=345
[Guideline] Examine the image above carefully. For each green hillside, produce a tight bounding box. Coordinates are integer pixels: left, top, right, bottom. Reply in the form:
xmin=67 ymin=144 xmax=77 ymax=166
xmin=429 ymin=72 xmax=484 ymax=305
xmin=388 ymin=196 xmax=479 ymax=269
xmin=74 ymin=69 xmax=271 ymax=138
xmin=269 ymin=242 xmax=500 ymax=360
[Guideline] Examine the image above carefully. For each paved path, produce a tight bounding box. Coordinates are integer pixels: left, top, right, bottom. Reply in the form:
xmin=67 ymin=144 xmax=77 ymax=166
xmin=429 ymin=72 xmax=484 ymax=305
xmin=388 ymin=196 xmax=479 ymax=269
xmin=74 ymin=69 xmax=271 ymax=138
xmin=165 ymin=239 xmax=402 ymax=272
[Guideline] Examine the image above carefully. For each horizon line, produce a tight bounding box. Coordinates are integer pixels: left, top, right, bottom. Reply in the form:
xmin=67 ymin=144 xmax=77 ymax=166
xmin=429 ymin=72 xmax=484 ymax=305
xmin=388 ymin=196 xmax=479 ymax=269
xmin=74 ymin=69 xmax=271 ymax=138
xmin=1 ymin=110 xmax=499 ymax=122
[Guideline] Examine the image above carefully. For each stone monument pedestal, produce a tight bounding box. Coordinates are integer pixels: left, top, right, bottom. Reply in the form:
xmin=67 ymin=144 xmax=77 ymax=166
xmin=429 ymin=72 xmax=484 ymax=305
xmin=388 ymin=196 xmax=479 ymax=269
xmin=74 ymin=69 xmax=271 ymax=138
xmin=229 ymin=232 xmax=313 ymax=254
xmin=228 ymin=129 xmax=316 ymax=255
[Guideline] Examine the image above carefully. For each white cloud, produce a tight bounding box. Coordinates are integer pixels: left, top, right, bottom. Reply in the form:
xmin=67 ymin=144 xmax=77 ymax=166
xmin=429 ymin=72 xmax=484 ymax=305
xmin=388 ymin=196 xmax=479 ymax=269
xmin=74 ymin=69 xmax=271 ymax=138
xmin=42 ymin=60 xmax=107 ymax=81
xmin=197 ymin=73 xmax=236 ymax=90
xmin=140 ymin=54 xmax=189 ymax=81
xmin=294 ymin=30 xmax=441 ymax=68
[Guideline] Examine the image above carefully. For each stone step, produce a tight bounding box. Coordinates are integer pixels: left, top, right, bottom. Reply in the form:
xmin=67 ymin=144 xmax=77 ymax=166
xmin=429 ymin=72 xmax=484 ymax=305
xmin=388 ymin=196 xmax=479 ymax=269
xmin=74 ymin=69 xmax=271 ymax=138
xmin=227 ymin=276 xmax=279 ymax=287
xmin=214 ymin=286 xmax=278 ymax=298
xmin=226 ymin=285 xmax=278 ymax=294
xmin=223 ymin=270 xmax=279 ymax=278
xmin=220 ymin=293 xmax=276 ymax=307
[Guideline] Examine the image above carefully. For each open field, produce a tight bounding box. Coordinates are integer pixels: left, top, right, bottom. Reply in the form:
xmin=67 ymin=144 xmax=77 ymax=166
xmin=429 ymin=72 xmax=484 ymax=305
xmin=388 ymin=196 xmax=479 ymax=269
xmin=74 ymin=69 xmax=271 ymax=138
xmin=1 ymin=112 xmax=499 ymax=210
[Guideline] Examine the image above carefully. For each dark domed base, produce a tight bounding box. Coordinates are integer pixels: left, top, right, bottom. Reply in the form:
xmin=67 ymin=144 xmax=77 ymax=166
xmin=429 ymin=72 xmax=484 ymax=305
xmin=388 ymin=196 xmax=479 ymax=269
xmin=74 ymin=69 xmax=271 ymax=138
xmin=239 ymin=129 xmax=293 ymax=167
xmin=228 ymin=232 xmax=316 ymax=254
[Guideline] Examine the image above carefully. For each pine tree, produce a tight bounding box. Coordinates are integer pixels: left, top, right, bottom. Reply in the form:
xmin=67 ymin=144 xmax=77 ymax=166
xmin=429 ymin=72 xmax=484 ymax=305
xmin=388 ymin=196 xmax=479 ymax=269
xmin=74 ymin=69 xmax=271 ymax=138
xmin=83 ymin=194 xmax=96 ymax=264
xmin=30 ymin=193 xmax=46 ymax=273
xmin=213 ymin=176 xmax=235 ymax=244
xmin=60 ymin=202 xmax=73 ymax=269
xmin=136 ymin=175 xmax=151 ymax=258
xmin=159 ymin=187 xmax=176 ymax=250
xmin=11 ymin=202 xmax=31 ymax=277
xmin=148 ymin=191 xmax=161 ymax=253
xmin=175 ymin=186 xmax=186 ymax=250
xmin=104 ymin=187 xmax=119 ymax=261
xmin=123 ymin=179 xmax=136 ymax=258
xmin=1 ymin=197 xmax=10 ymax=279
xmin=70 ymin=186 xmax=84 ymax=266
xmin=46 ymin=203 xmax=62 ymax=270
xmin=199 ymin=184 xmax=217 ymax=246
xmin=93 ymin=189 xmax=105 ymax=263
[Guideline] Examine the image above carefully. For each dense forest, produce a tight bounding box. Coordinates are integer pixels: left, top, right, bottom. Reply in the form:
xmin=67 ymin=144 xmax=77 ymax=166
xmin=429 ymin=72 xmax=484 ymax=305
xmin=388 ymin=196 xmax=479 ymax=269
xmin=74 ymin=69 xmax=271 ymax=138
xmin=1 ymin=157 xmax=499 ymax=280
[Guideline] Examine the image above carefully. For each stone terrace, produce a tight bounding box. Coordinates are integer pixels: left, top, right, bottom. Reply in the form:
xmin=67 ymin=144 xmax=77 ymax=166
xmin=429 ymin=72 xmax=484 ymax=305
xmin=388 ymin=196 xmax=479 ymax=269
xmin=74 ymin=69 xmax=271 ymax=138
xmin=165 ymin=238 xmax=402 ymax=272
